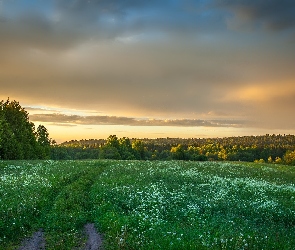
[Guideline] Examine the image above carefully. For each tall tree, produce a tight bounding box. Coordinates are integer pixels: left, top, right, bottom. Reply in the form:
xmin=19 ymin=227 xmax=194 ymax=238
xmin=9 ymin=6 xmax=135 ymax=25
xmin=36 ymin=124 xmax=51 ymax=159
xmin=0 ymin=114 xmax=21 ymax=159
xmin=101 ymin=135 xmax=121 ymax=159
xmin=132 ymin=139 xmax=146 ymax=160
xmin=119 ymin=137 xmax=135 ymax=160
xmin=0 ymin=98 xmax=51 ymax=160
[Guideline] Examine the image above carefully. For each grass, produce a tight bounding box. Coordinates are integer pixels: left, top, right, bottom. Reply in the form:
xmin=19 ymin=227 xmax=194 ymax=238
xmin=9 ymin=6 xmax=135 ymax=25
xmin=1 ymin=160 xmax=295 ymax=249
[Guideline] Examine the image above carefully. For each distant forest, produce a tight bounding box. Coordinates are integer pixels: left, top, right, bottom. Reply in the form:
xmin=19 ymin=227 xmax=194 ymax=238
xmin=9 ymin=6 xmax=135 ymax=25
xmin=54 ymin=134 xmax=295 ymax=165
xmin=1 ymin=98 xmax=295 ymax=165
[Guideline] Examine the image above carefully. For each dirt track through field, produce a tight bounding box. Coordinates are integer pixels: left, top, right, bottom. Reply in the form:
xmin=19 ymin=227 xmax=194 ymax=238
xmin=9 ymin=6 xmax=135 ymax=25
xmin=84 ymin=223 xmax=104 ymax=250
xmin=17 ymin=224 xmax=103 ymax=250
xmin=18 ymin=229 xmax=45 ymax=250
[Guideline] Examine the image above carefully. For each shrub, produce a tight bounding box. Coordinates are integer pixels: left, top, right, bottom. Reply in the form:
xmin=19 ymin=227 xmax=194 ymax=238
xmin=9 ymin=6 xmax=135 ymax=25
xmin=283 ymin=150 xmax=295 ymax=165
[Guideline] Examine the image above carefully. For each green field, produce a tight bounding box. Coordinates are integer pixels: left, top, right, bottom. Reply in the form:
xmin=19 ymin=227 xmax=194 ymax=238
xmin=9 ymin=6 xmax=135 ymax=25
xmin=1 ymin=160 xmax=295 ymax=249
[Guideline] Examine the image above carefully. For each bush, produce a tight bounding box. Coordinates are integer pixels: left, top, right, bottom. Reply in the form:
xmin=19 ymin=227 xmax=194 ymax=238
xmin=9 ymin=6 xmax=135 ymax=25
xmin=283 ymin=150 xmax=295 ymax=165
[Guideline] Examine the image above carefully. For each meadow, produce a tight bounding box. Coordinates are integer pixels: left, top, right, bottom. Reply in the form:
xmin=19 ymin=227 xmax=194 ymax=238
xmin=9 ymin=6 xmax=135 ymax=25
xmin=0 ymin=160 xmax=295 ymax=249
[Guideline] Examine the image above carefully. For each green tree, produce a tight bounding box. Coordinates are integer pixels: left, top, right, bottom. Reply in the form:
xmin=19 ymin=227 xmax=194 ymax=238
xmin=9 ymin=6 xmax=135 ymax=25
xmin=100 ymin=145 xmax=121 ymax=159
xmin=0 ymin=98 xmax=52 ymax=160
xmin=171 ymin=144 xmax=186 ymax=160
xmin=158 ymin=150 xmax=172 ymax=160
xmin=105 ymin=135 xmax=120 ymax=149
xmin=132 ymin=139 xmax=146 ymax=160
xmin=119 ymin=137 xmax=135 ymax=160
xmin=100 ymin=135 xmax=121 ymax=159
xmin=0 ymin=115 xmax=21 ymax=159
xmin=218 ymin=147 xmax=227 ymax=161
xmin=2 ymin=99 xmax=38 ymax=159
xmin=36 ymin=124 xmax=51 ymax=159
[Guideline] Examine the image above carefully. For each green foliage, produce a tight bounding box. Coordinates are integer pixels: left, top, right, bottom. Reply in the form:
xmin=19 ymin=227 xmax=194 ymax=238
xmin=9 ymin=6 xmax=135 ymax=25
xmin=0 ymin=98 xmax=51 ymax=160
xmin=56 ymin=134 xmax=295 ymax=162
xmin=50 ymin=146 xmax=100 ymax=160
xmin=105 ymin=135 xmax=120 ymax=149
xmin=275 ymin=157 xmax=283 ymax=164
xmin=254 ymin=159 xmax=265 ymax=163
xmin=100 ymin=145 xmax=121 ymax=159
xmin=99 ymin=136 xmax=140 ymax=160
xmin=119 ymin=137 xmax=136 ymax=160
xmin=36 ymin=125 xmax=51 ymax=159
xmin=171 ymin=144 xmax=190 ymax=160
xmin=0 ymin=116 xmax=21 ymax=159
xmin=283 ymin=150 xmax=295 ymax=165
xmin=132 ymin=139 xmax=146 ymax=160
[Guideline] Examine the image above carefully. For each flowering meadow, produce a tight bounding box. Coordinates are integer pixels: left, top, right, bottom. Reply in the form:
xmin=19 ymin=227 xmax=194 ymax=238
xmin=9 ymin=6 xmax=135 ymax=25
xmin=0 ymin=160 xmax=295 ymax=249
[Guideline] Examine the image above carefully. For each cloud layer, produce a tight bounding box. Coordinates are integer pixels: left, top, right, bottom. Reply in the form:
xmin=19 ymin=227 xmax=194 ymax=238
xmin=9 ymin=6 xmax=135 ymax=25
xmin=216 ymin=0 xmax=295 ymax=31
xmin=30 ymin=113 xmax=245 ymax=128
xmin=1 ymin=0 xmax=295 ymax=139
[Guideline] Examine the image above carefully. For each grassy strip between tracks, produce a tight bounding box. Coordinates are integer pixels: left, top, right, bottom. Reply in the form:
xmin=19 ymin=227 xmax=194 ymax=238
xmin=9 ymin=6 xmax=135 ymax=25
xmin=0 ymin=160 xmax=107 ymax=249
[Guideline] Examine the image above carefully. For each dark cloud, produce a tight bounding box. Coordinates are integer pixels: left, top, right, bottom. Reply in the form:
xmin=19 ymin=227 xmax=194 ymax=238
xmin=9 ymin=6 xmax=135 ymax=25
xmin=216 ymin=0 xmax=295 ymax=31
xmin=1 ymin=0 xmax=294 ymax=55
xmin=0 ymin=13 xmax=85 ymax=51
xmin=55 ymin=0 xmax=159 ymax=19
xmin=29 ymin=113 xmax=245 ymax=128
xmin=0 ymin=0 xmax=222 ymax=52
xmin=53 ymin=0 xmax=227 ymax=40
xmin=1 ymin=0 xmax=295 ymax=140
xmin=54 ymin=0 xmax=195 ymax=28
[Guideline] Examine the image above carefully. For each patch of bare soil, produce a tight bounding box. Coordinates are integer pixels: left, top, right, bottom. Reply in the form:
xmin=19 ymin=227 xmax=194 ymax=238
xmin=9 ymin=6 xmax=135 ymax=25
xmin=84 ymin=223 xmax=104 ymax=250
xmin=17 ymin=229 xmax=45 ymax=250
xmin=17 ymin=224 xmax=103 ymax=250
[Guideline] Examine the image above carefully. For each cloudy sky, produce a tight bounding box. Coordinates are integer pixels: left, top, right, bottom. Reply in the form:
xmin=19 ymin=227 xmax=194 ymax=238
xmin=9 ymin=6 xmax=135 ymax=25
xmin=1 ymin=0 xmax=295 ymax=142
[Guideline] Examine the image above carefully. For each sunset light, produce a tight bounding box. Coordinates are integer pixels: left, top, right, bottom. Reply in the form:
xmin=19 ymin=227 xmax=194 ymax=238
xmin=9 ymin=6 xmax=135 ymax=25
xmin=1 ymin=0 xmax=295 ymax=142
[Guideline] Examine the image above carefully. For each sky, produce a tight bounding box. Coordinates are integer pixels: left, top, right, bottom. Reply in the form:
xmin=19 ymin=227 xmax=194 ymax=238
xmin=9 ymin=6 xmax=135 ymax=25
xmin=1 ymin=0 xmax=295 ymax=142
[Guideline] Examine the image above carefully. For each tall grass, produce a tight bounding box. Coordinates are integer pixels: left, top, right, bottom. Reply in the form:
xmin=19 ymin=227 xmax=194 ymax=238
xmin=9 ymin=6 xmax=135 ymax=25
xmin=90 ymin=161 xmax=295 ymax=249
xmin=0 ymin=160 xmax=106 ymax=249
xmin=1 ymin=160 xmax=295 ymax=249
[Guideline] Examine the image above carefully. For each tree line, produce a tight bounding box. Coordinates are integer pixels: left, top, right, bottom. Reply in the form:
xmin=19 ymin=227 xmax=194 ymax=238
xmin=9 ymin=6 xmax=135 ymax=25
xmin=55 ymin=134 xmax=295 ymax=165
xmin=1 ymin=98 xmax=295 ymax=165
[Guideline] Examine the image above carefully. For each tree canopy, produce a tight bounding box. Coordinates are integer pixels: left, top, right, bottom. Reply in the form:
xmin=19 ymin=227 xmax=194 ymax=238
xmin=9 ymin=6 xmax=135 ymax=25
xmin=57 ymin=134 xmax=295 ymax=165
xmin=0 ymin=98 xmax=52 ymax=160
